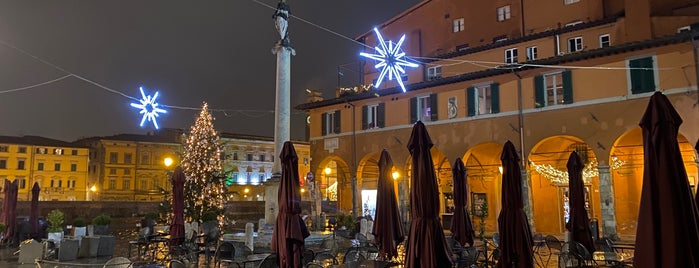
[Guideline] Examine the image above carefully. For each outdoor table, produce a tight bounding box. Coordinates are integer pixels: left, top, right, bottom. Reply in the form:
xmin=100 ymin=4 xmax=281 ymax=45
xmin=611 ymin=243 xmax=634 ymax=253
xmin=593 ymin=251 xmax=633 ymax=267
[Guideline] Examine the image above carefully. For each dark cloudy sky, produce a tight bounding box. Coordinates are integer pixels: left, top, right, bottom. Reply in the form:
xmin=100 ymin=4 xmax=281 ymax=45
xmin=0 ymin=0 xmax=421 ymax=141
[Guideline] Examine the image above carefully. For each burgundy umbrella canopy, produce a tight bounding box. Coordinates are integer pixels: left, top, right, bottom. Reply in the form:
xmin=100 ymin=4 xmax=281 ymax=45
xmin=271 ymin=141 xmax=310 ymax=268
xmin=450 ymin=157 xmax=474 ymax=247
xmin=2 ymin=180 xmax=18 ymax=245
xmin=634 ymin=92 xmax=699 ymax=267
xmin=372 ymin=149 xmax=405 ymax=260
xmin=169 ymin=166 xmax=185 ymax=246
xmin=565 ymin=152 xmax=595 ymax=253
xmin=695 ymin=139 xmax=699 ymax=210
xmin=30 ymin=182 xmax=40 ymax=240
xmin=497 ymin=141 xmax=534 ymax=268
xmin=405 ymin=121 xmax=452 ymax=268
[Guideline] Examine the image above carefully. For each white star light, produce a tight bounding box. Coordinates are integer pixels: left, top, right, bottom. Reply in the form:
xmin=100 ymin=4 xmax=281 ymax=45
xmin=130 ymin=87 xmax=167 ymax=129
xmin=360 ymin=27 xmax=419 ymax=92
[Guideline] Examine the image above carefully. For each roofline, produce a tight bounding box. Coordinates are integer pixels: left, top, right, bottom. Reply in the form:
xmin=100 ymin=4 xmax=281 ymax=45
xmin=356 ymin=0 xmax=432 ymax=39
xmin=297 ymin=31 xmax=691 ymax=111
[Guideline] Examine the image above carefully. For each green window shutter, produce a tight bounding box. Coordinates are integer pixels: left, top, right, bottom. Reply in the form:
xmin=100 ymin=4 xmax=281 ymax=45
xmin=490 ymin=83 xmax=500 ymax=114
xmin=410 ymin=97 xmax=417 ymax=123
xmin=467 ymin=87 xmax=476 ymax=116
xmin=430 ymin=93 xmax=438 ymax=121
xmin=562 ymin=71 xmax=573 ymax=104
xmin=361 ymin=105 xmax=368 ymax=130
xmin=377 ymin=103 xmax=386 ymax=128
xmin=630 ymin=57 xmax=655 ymax=94
xmin=333 ymin=110 xmax=341 ymax=134
xmin=534 ymin=75 xmax=545 ymax=108
xmin=321 ymin=113 xmax=327 ymax=135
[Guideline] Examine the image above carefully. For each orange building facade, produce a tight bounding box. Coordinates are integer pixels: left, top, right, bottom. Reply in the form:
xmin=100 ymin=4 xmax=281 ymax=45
xmin=298 ymin=0 xmax=699 ymax=239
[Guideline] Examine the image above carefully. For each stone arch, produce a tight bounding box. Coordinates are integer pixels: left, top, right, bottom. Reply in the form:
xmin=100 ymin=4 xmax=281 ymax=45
xmin=528 ymin=135 xmax=599 ymax=234
xmin=316 ymin=156 xmax=352 ymax=213
xmin=462 ymin=141 xmax=503 ymax=235
xmin=610 ymin=127 xmax=697 ymax=238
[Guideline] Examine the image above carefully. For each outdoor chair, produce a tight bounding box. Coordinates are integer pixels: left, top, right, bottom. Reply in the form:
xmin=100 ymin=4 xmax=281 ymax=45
xmin=313 ymin=251 xmax=338 ymax=266
xmin=103 ymin=256 xmax=131 ymax=268
xmin=343 ymin=247 xmax=366 ymax=263
xmin=128 ymin=227 xmax=151 ymax=259
xmin=453 ymin=246 xmax=479 ymax=268
xmin=302 ymin=249 xmax=314 ymax=267
xmin=544 ymin=235 xmax=564 ymax=268
xmin=256 ymin=253 xmax=278 ymax=268
xmin=568 ymin=241 xmax=596 ymax=267
xmin=214 ymin=241 xmax=236 ymax=268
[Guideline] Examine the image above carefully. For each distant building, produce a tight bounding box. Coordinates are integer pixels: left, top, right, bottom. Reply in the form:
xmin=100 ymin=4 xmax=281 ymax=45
xmin=0 ymin=136 xmax=89 ymax=201
xmin=297 ymin=0 xmax=699 ymax=238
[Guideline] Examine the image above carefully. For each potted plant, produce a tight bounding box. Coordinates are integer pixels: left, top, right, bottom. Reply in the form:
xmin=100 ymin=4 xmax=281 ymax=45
xmin=47 ymin=209 xmax=65 ymax=244
xmin=92 ymin=213 xmax=111 ymax=235
xmin=334 ymin=213 xmax=356 ymax=238
xmin=72 ymin=217 xmax=87 ymax=238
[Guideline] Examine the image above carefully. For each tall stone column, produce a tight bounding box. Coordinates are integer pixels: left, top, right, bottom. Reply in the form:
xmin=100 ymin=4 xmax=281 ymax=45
xmin=598 ymin=165 xmax=618 ymax=239
xmin=521 ymin=169 xmax=536 ymax=232
xmin=266 ymin=0 xmax=294 ymax=224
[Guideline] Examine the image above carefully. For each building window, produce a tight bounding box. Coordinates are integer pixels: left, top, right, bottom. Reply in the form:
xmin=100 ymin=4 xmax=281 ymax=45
xmin=54 ymin=148 xmax=63 ymax=155
xmin=54 ymin=163 xmax=61 ymax=171
xmin=17 ymin=159 xmax=25 ymax=170
xmin=109 ymin=152 xmax=118 ymax=163
xmin=36 ymin=148 xmax=46 ymax=154
xmin=568 ymin=37 xmax=583 ymax=53
xmin=123 ymin=179 xmax=130 ymax=190
xmin=505 ymin=48 xmax=518 ymax=64
xmin=18 ymin=147 xmax=27 ymax=153
xmin=233 ymin=152 xmax=238 ymax=160
xmin=71 ymin=163 xmax=77 ymax=172
xmin=57 ymin=180 xmax=62 ymax=188
xmin=247 ymin=153 xmax=253 ymax=161
xmin=321 ymin=111 xmax=341 ymax=135
xmin=141 ymin=179 xmax=148 ymax=190
xmin=678 ymin=26 xmax=691 ymax=33
xmin=628 ymin=56 xmax=657 ymax=94
xmin=71 ymin=150 xmax=77 ymax=156
xmin=452 ymin=18 xmax=464 ymax=32
xmin=534 ymin=71 xmax=573 ymax=107
xmin=0 ymin=146 xmax=7 ymax=152
xmin=526 ymin=46 xmax=538 ymax=61
xmin=427 ymin=66 xmax=442 ymax=81
xmin=599 ymin=34 xmax=610 ymax=48
xmin=363 ymin=103 xmax=385 ymax=130
xmin=467 ymin=84 xmax=500 ymax=116
xmin=565 ymin=21 xmax=583 ymax=27
xmin=410 ymin=94 xmax=437 ymax=123
xmin=140 ymin=152 xmax=150 ymax=165
xmin=124 ymin=168 xmax=131 ymax=175
xmin=564 ymin=0 xmax=580 ymax=4
xmin=110 ymin=168 xmax=117 ymax=175
xmin=152 ymin=178 xmax=159 ymax=189
xmin=259 ymin=154 xmax=265 ymax=162
xmin=124 ymin=153 xmax=132 ymax=164
xmin=497 ymin=5 xmax=511 ymax=21
xmin=0 ymin=159 xmax=6 ymax=169
xmin=38 ymin=162 xmax=44 ymax=171
xmin=17 ymin=177 xmax=26 ymax=189
xmin=109 ymin=179 xmax=116 ymax=190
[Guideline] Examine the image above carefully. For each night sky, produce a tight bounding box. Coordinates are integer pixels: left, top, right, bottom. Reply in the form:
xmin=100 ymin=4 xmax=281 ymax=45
xmin=0 ymin=0 xmax=422 ymax=142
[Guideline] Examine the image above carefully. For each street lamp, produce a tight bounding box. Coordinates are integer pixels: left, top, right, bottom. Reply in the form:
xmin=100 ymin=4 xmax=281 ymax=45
xmin=164 ymin=157 xmax=173 ymax=168
xmin=392 ymin=170 xmax=400 ymax=180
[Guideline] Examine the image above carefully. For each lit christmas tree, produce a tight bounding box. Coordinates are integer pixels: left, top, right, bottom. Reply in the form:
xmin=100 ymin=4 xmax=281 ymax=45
xmin=181 ymin=102 xmax=227 ymax=222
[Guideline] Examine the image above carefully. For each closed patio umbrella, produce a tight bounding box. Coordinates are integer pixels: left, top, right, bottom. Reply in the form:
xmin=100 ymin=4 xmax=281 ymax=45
xmin=565 ymin=152 xmax=595 ymax=253
xmin=497 ymin=141 xmax=534 ymax=268
xmin=169 ymin=166 xmax=185 ymax=247
xmin=634 ymin=92 xmax=699 ymax=267
xmin=2 ymin=180 xmax=18 ymax=245
xmin=405 ymin=121 xmax=452 ymax=268
xmin=30 ymin=182 xmax=40 ymax=240
xmin=271 ymin=141 xmax=310 ymax=267
xmin=450 ymin=157 xmax=474 ymax=247
xmin=372 ymin=149 xmax=405 ymax=260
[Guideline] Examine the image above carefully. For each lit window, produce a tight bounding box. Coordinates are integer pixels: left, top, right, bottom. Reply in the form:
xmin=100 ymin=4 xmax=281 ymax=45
xmin=452 ymin=18 xmax=464 ymax=33
xmin=505 ymin=48 xmax=518 ymax=64
xmin=427 ymin=66 xmax=442 ymax=80
xmin=497 ymin=5 xmax=511 ymax=21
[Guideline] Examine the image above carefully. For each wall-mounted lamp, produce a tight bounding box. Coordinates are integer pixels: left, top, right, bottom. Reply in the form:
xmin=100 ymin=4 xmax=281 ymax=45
xmin=392 ymin=171 xmax=400 ymax=180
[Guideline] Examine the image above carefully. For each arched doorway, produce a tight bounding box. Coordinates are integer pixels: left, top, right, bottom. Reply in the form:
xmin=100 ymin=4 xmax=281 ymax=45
xmin=462 ymin=142 xmax=503 ymax=236
xmin=529 ymin=136 xmax=599 ymax=234
xmin=611 ymin=127 xmax=697 ymax=238
xmin=316 ymin=157 xmax=352 ymax=212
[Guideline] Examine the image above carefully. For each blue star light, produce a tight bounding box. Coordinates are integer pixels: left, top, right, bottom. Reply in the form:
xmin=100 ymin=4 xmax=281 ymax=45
xmin=360 ymin=27 xmax=419 ymax=92
xmin=130 ymin=87 xmax=167 ymax=129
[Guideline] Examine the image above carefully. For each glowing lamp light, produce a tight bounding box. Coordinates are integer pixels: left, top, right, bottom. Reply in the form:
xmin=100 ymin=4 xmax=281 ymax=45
xmin=300 ymin=188 xmax=306 ymax=193
xmin=324 ymin=167 xmax=332 ymax=175
xmin=163 ymin=157 xmax=173 ymax=167
xmin=90 ymin=185 xmax=97 ymax=192
xmin=130 ymin=86 xmax=167 ymax=129
xmin=392 ymin=171 xmax=400 ymax=180
xmin=244 ymin=188 xmax=250 ymax=194
xmin=359 ymin=27 xmax=419 ymax=93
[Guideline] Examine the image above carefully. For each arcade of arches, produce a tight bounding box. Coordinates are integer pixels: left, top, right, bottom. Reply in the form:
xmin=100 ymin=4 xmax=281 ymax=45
xmin=312 ymin=128 xmax=698 ymax=238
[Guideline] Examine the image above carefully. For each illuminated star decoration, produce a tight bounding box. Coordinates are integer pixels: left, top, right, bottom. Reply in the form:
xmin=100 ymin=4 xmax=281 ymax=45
xmin=360 ymin=27 xmax=419 ymax=92
xmin=130 ymin=87 xmax=167 ymax=129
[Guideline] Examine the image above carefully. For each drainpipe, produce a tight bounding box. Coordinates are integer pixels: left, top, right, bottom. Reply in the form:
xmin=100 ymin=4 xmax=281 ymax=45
xmin=513 ymin=70 xmax=525 ymax=168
